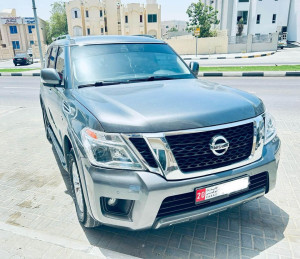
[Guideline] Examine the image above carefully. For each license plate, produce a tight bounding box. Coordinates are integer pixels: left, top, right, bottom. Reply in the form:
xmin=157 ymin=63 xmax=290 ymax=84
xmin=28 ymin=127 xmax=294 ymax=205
xmin=195 ymin=177 xmax=249 ymax=203
xmin=17 ymin=59 xmax=22 ymax=60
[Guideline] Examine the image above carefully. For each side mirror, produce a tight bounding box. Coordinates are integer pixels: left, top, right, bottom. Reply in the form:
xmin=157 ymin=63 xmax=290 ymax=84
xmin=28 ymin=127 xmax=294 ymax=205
xmin=41 ymin=68 xmax=62 ymax=87
xmin=189 ymin=62 xmax=199 ymax=76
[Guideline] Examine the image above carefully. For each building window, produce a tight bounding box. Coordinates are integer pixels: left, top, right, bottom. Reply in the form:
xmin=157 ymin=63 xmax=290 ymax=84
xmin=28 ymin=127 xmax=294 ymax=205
xmin=140 ymin=15 xmax=143 ymax=23
xmin=272 ymin=14 xmax=276 ymax=23
xmin=256 ymin=14 xmax=261 ymax=24
xmin=87 ymin=28 xmax=90 ymax=35
xmin=86 ymin=10 xmax=89 ymax=18
xmin=125 ymin=15 xmax=128 ymax=23
xmin=12 ymin=41 xmax=20 ymax=49
xmin=9 ymin=26 xmax=18 ymax=34
xmin=30 ymin=40 xmax=34 ymax=45
xmin=105 ymin=26 xmax=107 ymax=32
xmin=238 ymin=0 xmax=249 ymax=2
xmin=148 ymin=14 xmax=157 ymax=23
xmin=100 ymin=10 xmax=103 ymax=17
xmin=101 ymin=27 xmax=104 ymax=34
xmin=237 ymin=11 xmax=248 ymax=24
xmin=72 ymin=8 xmax=81 ymax=19
xmin=28 ymin=25 xmax=35 ymax=34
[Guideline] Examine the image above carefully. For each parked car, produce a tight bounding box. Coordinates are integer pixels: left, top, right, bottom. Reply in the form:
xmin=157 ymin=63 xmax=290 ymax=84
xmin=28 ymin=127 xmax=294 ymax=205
xmin=27 ymin=47 xmax=33 ymax=57
xmin=278 ymin=32 xmax=287 ymax=49
xmin=40 ymin=35 xmax=280 ymax=230
xmin=13 ymin=53 xmax=33 ymax=66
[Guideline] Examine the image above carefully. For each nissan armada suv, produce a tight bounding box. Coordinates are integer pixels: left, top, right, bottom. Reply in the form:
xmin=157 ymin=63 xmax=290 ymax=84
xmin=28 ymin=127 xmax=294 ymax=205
xmin=40 ymin=35 xmax=280 ymax=230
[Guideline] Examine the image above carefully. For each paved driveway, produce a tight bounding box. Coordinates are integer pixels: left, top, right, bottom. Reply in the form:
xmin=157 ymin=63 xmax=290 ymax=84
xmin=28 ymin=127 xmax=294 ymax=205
xmin=0 ymin=77 xmax=299 ymax=258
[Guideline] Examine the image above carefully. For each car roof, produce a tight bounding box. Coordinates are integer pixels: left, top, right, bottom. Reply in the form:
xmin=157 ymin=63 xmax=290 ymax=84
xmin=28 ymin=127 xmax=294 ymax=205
xmin=52 ymin=35 xmax=165 ymax=46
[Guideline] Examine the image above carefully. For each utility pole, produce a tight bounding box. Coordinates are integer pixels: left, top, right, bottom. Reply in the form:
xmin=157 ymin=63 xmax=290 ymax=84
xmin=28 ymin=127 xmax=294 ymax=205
xmin=32 ymin=0 xmax=44 ymax=66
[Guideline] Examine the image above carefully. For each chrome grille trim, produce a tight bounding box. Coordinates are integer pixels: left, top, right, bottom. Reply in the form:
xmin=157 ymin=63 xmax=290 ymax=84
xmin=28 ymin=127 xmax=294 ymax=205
xmin=122 ymin=115 xmax=265 ymax=180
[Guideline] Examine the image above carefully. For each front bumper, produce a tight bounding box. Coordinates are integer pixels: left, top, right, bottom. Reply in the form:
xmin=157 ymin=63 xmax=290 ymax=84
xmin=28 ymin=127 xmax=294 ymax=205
xmin=79 ymin=136 xmax=280 ymax=230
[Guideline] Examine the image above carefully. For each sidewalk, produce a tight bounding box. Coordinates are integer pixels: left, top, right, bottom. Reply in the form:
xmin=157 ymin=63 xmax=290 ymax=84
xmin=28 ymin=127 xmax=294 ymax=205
xmin=182 ymin=51 xmax=276 ymax=60
xmin=198 ymin=71 xmax=300 ymax=77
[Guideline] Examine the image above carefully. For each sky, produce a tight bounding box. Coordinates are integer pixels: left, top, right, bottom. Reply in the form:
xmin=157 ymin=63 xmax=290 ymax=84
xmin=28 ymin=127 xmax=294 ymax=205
xmin=0 ymin=0 xmax=193 ymax=22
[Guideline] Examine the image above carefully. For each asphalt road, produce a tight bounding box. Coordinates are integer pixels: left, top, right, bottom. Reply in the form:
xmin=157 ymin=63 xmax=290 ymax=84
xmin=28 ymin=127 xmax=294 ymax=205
xmin=0 ymin=77 xmax=299 ymax=258
xmin=0 ymin=59 xmax=41 ymax=69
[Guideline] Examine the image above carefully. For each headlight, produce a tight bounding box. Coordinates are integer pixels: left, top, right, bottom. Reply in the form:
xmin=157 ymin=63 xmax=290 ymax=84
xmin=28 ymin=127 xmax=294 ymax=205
xmin=264 ymin=112 xmax=277 ymax=144
xmin=81 ymin=128 xmax=144 ymax=170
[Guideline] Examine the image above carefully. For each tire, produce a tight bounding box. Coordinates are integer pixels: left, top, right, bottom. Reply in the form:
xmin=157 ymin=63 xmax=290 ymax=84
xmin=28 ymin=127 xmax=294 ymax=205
xmin=281 ymin=47 xmax=284 ymax=49
xmin=42 ymin=105 xmax=52 ymax=143
xmin=68 ymin=149 xmax=101 ymax=228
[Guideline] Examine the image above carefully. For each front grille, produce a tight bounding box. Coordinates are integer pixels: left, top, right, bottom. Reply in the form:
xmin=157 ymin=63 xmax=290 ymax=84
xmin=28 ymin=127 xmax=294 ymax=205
xmin=166 ymin=123 xmax=254 ymax=173
xmin=130 ymin=138 xmax=157 ymax=168
xmin=157 ymin=172 xmax=268 ymax=218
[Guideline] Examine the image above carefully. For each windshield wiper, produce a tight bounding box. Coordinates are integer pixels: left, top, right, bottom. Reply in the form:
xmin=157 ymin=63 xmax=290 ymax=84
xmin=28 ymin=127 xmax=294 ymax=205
xmin=78 ymin=81 xmax=122 ymax=89
xmin=127 ymin=76 xmax=177 ymax=83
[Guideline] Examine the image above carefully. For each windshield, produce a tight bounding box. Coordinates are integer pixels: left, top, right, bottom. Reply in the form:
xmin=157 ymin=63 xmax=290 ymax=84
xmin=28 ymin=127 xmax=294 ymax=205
xmin=71 ymin=43 xmax=194 ymax=87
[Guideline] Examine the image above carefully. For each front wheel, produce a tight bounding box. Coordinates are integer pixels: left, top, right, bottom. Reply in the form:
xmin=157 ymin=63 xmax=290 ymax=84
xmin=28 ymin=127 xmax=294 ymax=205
xmin=68 ymin=149 xmax=101 ymax=228
xmin=42 ymin=106 xmax=52 ymax=143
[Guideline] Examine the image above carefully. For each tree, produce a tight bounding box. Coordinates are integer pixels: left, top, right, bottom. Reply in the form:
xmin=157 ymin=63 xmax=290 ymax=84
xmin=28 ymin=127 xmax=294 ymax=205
xmin=186 ymin=1 xmax=220 ymax=38
xmin=46 ymin=1 xmax=68 ymax=44
xmin=168 ymin=26 xmax=178 ymax=32
xmin=237 ymin=18 xmax=244 ymax=36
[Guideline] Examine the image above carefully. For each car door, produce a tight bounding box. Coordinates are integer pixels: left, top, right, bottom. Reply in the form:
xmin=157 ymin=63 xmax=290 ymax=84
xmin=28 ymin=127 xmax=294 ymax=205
xmin=44 ymin=46 xmax=61 ymax=141
xmin=49 ymin=46 xmax=68 ymax=148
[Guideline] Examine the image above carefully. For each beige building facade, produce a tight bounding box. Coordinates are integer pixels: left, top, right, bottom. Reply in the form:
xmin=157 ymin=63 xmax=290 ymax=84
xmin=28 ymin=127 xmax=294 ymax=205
xmin=66 ymin=0 xmax=161 ymax=38
xmin=0 ymin=8 xmax=47 ymax=59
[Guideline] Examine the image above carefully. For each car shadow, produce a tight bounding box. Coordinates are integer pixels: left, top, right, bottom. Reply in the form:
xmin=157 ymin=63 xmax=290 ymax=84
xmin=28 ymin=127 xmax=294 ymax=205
xmin=51 ymin=147 xmax=288 ymax=259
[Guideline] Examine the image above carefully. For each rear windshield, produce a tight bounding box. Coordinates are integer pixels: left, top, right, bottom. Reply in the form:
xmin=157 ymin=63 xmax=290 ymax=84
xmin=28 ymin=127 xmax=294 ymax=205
xmin=70 ymin=43 xmax=194 ymax=87
xmin=15 ymin=54 xmax=27 ymax=57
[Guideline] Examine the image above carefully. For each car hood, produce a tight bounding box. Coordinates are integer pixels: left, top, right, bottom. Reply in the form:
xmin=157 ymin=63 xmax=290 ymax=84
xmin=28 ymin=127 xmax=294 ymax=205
xmin=72 ymin=79 xmax=265 ymax=133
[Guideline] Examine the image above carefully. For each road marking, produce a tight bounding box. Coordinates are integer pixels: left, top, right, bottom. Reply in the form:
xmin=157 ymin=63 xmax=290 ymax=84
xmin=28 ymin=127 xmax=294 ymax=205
xmin=2 ymin=87 xmax=38 ymax=89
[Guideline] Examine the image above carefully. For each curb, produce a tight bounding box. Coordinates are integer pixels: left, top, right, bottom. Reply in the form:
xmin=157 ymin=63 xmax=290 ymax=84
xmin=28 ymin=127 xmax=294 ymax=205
xmin=198 ymin=71 xmax=300 ymax=77
xmin=183 ymin=51 xmax=276 ymax=61
xmin=0 ymin=72 xmax=40 ymax=76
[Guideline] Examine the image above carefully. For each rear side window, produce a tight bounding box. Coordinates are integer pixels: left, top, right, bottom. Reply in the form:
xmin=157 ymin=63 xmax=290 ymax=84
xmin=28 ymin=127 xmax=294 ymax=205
xmin=56 ymin=47 xmax=65 ymax=83
xmin=48 ymin=47 xmax=58 ymax=68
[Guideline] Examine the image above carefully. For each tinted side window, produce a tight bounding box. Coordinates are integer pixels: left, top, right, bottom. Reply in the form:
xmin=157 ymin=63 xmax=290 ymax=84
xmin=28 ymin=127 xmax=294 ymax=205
xmin=56 ymin=47 xmax=65 ymax=83
xmin=48 ymin=47 xmax=58 ymax=68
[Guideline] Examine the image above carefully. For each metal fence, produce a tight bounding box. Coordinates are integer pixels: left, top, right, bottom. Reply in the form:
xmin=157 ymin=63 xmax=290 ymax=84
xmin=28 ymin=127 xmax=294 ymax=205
xmin=252 ymin=34 xmax=272 ymax=43
xmin=228 ymin=36 xmax=248 ymax=44
xmin=228 ymin=34 xmax=273 ymax=44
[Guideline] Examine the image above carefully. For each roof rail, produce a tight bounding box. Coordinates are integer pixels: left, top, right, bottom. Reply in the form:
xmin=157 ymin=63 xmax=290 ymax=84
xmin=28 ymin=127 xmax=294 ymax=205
xmin=54 ymin=35 xmax=71 ymax=41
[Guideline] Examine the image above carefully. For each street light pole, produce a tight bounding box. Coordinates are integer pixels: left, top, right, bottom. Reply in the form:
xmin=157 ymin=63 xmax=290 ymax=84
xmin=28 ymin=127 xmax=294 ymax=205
xmin=31 ymin=0 xmax=44 ymax=66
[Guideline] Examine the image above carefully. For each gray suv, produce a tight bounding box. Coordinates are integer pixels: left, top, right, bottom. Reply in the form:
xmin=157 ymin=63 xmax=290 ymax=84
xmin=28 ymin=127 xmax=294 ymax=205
xmin=40 ymin=35 xmax=280 ymax=230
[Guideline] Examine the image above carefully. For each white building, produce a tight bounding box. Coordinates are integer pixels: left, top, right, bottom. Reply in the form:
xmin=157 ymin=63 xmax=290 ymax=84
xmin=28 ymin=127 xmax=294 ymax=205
xmin=66 ymin=0 xmax=161 ymax=38
xmin=287 ymin=0 xmax=300 ymax=42
xmin=202 ymin=0 xmax=299 ymax=42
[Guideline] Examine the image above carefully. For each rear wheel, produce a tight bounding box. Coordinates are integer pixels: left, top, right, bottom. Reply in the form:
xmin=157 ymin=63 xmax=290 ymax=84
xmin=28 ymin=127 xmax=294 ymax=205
xmin=68 ymin=149 xmax=101 ymax=228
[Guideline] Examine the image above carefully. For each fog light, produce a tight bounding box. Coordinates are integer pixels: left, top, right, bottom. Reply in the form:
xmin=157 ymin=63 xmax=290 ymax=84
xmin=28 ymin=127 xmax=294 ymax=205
xmin=107 ymin=198 xmax=117 ymax=206
xmin=101 ymin=197 xmax=134 ymax=219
